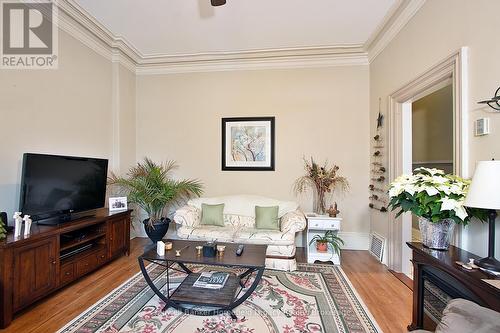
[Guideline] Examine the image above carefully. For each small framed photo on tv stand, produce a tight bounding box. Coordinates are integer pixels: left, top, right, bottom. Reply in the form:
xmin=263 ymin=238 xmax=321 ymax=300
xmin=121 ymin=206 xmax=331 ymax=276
xmin=109 ymin=197 xmax=128 ymax=212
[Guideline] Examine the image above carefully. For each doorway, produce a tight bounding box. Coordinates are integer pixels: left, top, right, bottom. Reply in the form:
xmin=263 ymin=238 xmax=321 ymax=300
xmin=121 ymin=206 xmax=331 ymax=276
xmin=387 ymin=48 xmax=469 ymax=276
xmin=411 ymin=84 xmax=454 ymax=243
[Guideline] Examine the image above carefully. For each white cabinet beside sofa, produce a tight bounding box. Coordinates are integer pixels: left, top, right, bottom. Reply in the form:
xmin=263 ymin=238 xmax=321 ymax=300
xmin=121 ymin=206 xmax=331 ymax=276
xmin=305 ymin=213 xmax=342 ymax=265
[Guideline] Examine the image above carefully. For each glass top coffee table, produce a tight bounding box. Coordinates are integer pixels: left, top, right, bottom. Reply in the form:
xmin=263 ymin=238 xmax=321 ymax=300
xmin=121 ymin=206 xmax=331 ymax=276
xmin=138 ymin=239 xmax=267 ymax=319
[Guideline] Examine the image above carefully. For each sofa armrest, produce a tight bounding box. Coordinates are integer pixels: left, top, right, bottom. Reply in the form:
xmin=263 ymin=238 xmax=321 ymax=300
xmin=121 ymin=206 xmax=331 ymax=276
xmin=434 ymin=298 xmax=500 ymax=333
xmin=280 ymin=209 xmax=306 ymax=234
xmin=173 ymin=205 xmax=200 ymax=227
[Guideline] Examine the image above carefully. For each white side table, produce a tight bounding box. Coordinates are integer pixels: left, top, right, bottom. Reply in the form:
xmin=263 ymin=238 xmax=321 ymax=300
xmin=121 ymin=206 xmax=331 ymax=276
xmin=305 ymin=213 xmax=342 ymax=265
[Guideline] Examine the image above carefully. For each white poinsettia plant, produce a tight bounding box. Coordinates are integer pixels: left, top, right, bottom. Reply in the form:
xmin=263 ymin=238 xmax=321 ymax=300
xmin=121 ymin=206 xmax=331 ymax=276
xmin=388 ymin=167 xmax=486 ymax=225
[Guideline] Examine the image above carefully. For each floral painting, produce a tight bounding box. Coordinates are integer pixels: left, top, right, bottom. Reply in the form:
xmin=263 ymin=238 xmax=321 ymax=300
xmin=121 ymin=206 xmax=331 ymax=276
xmin=231 ymin=126 xmax=266 ymax=162
xmin=222 ymin=117 xmax=275 ymax=171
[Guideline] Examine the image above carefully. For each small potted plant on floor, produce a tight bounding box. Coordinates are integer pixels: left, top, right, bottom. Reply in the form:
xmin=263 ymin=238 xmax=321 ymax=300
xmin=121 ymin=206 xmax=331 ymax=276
xmin=309 ymin=231 xmax=344 ymax=254
xmin=109 ymin=158 xmax=203 ymax=242
xmin=388 ymin=167 xmax=486 ymax=250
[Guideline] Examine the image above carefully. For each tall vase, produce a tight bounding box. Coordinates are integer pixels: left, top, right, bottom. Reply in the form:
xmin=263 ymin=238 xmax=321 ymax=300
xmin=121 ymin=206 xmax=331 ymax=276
xmin=314 ymin=189 xmax=326 ymax=215
xmin=418 ymin=217 xmax=455 ymax=250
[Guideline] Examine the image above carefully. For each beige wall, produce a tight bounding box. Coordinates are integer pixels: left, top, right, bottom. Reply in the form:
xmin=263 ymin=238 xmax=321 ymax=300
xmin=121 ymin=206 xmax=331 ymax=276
xmin=136 ymin=67 xmax=370 ymax=247
xmin=412 ymin=85 xmax=453 ymax=164
xmin=0 ymin=30 xmax=135 ymax=221
xmin=370 ymin=0 xmax=500 ymax=258
xmin=116 ymin=64 xmax=137 ymax=174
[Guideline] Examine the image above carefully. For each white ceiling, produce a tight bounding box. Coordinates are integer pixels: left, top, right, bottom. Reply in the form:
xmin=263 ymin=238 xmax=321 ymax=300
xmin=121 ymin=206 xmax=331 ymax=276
xmin=74 ymin=0 xmax=398 ymax=56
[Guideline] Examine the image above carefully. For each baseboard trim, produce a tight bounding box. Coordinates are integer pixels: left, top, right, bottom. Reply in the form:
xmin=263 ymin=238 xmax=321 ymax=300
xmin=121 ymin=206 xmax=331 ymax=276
xmin=338 ymin=232 xmax=370 ymax=251
xmin=389 ymin=269 xmax=413 ymax=290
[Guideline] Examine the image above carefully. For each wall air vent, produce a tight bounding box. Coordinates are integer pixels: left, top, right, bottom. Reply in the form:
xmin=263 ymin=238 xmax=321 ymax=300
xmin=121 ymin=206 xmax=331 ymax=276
xmin=369 ymin=232 xmax=385 ymax=262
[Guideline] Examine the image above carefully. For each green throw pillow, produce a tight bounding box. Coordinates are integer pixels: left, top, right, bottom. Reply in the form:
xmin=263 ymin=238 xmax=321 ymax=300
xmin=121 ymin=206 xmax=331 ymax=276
xmin=200 ymin=203 xmax=225 ymax=226
xmin=255 ymin=206 xmax=280 ymax=230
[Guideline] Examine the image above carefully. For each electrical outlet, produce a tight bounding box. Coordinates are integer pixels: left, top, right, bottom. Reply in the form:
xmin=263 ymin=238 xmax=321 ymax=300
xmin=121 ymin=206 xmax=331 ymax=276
xmin=475 ymin=118 xmax=490 ymax=136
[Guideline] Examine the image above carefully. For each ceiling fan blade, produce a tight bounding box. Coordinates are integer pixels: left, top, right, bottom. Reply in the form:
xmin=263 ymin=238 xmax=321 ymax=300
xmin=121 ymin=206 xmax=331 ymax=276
xmin=211 ymin=0 xmax=226 ymax=6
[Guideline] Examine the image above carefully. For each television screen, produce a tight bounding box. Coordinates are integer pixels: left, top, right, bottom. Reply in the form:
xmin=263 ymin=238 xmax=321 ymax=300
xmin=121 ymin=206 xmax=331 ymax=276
xmin=19 ymin=153 xmax=108 ymax=221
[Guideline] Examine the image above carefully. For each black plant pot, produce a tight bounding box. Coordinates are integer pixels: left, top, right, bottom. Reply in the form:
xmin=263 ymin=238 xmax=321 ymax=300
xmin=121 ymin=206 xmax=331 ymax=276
xmin=143 ymin=218 xmax=170 ymax=243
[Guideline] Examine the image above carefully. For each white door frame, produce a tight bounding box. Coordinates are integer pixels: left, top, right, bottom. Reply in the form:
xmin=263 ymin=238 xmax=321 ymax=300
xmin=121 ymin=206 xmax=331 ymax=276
xmin=387 ymin=48 xmax=469 ymax=272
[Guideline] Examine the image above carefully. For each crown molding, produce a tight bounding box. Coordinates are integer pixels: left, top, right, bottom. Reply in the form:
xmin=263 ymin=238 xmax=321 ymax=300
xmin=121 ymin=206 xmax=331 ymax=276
xmin=140 ymin=44 xmax=365 ymax=64
xmin=53 ymin=0 xmax=425 ymax=74
xmin=365 ymin=0 xmax=427 ymax=63
xmin=54 ymin=0 xmax=140 ymax=71
xmin=136 ymin=51 xmax=369 ymax=75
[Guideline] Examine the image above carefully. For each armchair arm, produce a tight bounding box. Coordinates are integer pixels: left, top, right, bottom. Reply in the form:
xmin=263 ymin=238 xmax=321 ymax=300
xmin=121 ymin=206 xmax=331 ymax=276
xmin=173 ymin=205 xmax=201 ymax=228
xmin=281 ymin=209 xmax=306 ymax=234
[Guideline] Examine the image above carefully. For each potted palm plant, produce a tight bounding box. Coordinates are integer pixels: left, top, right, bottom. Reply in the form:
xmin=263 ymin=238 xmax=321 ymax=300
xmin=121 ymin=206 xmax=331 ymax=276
xmin=109 ymin=158 xmax=203 ymax=242
xmin=388 ymin=167 xmax=486 ymax=250
xmin=309 ymin=231 xmax=344 ymax=254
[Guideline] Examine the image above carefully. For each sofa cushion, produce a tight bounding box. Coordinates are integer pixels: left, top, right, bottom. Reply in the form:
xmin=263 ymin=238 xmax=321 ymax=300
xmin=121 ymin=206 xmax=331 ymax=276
xmin=200 ymin=203 xmax=225 ymax=226
xmin=435 ymin=298 xmax=500 ymax=333
xmin=176 ymin=225 xmax=295 ymax=246
xmin=255 ymin=206 xmax=280 ymax=230
xmin=188 ymin=195 xmax=298 ymax=218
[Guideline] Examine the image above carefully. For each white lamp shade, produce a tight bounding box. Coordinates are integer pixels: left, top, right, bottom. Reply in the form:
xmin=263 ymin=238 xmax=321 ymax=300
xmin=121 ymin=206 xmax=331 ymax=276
xmin=464 ymin=161 xmax=500 ymax=210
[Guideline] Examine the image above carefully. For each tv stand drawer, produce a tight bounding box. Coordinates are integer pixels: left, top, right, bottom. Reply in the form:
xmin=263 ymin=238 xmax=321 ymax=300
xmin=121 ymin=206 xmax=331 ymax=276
xmin=96 ymin=248 xmax=107 ymax=265
xmin=60 ymin=263 xmax=76 ymax=286
xmin=77 ymin=253 xmax=98 ymax=276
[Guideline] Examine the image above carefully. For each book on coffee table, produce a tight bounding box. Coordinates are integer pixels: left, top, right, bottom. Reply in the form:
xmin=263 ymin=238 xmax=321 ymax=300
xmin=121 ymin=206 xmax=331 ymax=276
xmin=193 ymin=272 xmax=229 ymax=289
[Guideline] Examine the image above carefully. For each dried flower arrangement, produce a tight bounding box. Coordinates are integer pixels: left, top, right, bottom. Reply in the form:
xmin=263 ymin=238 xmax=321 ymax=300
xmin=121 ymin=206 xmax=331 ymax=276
xmin=294 ymin=157 xmax=349 ymax=214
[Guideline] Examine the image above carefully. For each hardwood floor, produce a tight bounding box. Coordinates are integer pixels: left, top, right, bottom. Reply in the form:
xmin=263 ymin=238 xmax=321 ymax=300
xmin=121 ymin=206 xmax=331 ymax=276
xmin=0 ymin=238 xmax=412 ymax=333
xmin=338 ymin=251 xmax=412 ymax=333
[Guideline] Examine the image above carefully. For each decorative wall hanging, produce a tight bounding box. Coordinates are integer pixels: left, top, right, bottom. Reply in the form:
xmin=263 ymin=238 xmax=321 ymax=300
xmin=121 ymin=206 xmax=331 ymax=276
xmin=478 ymin=86 xmax=500 ymax=111
xmin=369 ymin=98 xmax=388 ymax=212
xmin=369 ymin=203 xmax=387 ymax=212
xmin=222 ymin=117 xmax=275 ymax=171
xmin=369 ymin=184 xmax=385 ymax=193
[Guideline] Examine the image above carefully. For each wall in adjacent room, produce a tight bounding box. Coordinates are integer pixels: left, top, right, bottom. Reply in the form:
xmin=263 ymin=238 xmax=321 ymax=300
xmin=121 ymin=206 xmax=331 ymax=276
xmin=412 ymin=85 xmax=454 ymax=164
xmin=0 ymin=30 xmax=135 ymax=224
xmin=136 ymin=66 xmax=371 ymax=248
xmin=370 ymin=0 xmax=500 ymax=259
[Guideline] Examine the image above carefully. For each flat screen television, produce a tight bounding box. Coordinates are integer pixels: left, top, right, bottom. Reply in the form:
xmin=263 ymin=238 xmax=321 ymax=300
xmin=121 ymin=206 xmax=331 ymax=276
xmin=19 ymin=153 xmax=109 ymax=224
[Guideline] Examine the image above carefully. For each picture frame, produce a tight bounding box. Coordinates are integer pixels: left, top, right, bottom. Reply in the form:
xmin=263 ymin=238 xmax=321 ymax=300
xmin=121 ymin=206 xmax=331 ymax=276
xmin=109 ymin=197 xmax=128 ymax=212
xmin=222 ymin=117 xmax=275 ymax=171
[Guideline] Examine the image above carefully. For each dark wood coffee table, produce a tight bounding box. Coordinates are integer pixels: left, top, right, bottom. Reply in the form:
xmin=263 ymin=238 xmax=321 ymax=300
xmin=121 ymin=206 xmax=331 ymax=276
xmin=138 ymin=239 xmax=267 ymax=319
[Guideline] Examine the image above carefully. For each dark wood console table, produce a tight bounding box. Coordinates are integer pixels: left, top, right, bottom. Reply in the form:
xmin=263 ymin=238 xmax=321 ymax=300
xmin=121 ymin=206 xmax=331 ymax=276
xmin=0 ymin=209 xmax=132 ymax=328
xmin=407 ymin=242 xmax=500 ymax=331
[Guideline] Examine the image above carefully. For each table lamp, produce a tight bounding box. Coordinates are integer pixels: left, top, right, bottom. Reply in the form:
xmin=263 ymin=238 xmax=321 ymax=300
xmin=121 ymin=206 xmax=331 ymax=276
xmin=464 ymin=160 xmax=500 ymax=272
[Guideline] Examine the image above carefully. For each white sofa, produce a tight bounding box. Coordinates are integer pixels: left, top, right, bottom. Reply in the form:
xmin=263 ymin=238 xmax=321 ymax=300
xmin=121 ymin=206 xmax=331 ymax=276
xmin=173 ymin=195 xmax=306 ymax=271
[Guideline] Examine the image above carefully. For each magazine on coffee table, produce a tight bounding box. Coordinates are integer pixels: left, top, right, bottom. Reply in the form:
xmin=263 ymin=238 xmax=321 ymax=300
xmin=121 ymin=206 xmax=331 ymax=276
xmin=193 ymin=272 xmax=229 ymax=289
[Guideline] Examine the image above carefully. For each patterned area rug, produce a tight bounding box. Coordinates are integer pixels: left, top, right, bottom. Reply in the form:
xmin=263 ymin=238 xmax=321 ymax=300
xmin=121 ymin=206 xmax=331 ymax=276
xmin=58 ymin=263 xmax=381 ymax=333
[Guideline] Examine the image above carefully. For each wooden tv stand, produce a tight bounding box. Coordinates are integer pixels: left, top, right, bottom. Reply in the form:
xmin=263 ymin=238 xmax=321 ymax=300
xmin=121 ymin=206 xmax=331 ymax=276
xmin=0 ymin=209 xmax=132 ymax=328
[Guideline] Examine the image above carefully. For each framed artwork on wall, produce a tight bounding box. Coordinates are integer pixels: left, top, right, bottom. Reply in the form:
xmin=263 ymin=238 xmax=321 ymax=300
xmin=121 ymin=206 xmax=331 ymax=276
xmin=221 ymin=117 xmax=275 ymax=171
